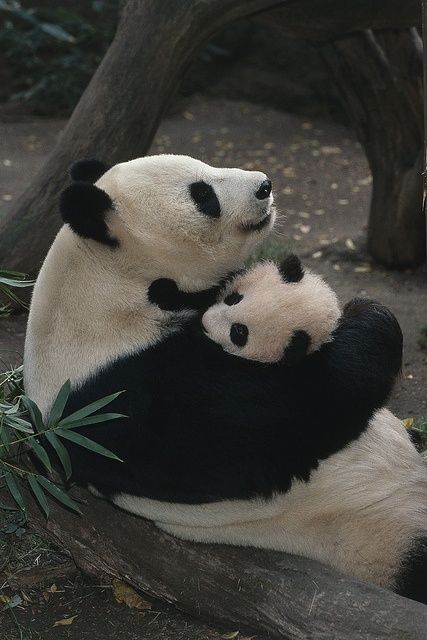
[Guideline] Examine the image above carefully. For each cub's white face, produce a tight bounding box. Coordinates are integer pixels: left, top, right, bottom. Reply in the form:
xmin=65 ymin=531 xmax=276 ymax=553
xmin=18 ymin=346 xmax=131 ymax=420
xmin=98 ymin=154 xmax=275 ymax=288
xmin=202 ymin=261 xmax=340 ymax=363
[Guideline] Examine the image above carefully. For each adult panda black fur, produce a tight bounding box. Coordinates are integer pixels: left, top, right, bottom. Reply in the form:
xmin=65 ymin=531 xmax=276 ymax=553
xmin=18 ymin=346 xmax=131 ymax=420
xmin=24 ymin=157 xmax=426 ymax=603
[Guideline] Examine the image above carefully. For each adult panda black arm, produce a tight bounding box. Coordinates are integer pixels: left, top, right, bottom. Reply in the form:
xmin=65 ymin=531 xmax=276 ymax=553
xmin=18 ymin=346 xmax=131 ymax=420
xmin=148 ymin=278 xmax=221 ymax=311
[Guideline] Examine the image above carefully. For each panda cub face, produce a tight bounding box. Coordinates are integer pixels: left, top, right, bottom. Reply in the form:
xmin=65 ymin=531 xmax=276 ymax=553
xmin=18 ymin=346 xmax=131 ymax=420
xmin=201 ymin=255 xmax=340 ymax=364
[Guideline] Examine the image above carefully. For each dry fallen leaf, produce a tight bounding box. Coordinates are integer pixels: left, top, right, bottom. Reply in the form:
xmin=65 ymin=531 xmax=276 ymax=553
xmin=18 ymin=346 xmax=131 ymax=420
xmin=354 ymin=264 xmax=372 ymax=273
xmin=320 ymin=145 xmax=341 ymax=155
xmin=112 ymin=579 xmax=152 ymax=610
xmin=54 ymin=615 xmax=77 ymax=627
xmin=0 ymin=595 xmax=10 ymax=605
xmin=222 ymin=632 xmax=240 ymax=639
xmin=403 ymin=418 xmax=414 ymax=429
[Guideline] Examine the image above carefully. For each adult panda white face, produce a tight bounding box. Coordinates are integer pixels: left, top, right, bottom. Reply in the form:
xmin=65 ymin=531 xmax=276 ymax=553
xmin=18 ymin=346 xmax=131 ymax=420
xmin=68 ymin=154 xmax=275 ymax=288
xmin=201 ymin=256 xmax=340 ymax=364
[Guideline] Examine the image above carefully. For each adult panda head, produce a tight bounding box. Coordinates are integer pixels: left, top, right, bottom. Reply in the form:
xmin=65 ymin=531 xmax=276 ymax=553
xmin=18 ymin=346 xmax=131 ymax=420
xmin=60 ymin=155 xmax=275 ymax=290
xmin=25 ymin=155 xmax=275 ymax=415
xmin=201 ymin=255 xmax=340 ymax=364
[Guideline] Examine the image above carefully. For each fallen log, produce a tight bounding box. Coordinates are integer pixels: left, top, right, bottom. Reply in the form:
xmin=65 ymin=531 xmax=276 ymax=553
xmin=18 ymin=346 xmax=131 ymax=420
xmin=29 ymin=487 xmax=427 ymax=640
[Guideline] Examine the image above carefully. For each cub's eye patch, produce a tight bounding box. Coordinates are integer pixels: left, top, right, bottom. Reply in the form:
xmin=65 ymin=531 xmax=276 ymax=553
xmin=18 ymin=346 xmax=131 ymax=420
xmin=230 ymin=323 xmax=248 ymax=347
xmin=189 ymin=181 xmax=221 ymax=218
xmin=224 ymin=292 xmax=243 ymax=306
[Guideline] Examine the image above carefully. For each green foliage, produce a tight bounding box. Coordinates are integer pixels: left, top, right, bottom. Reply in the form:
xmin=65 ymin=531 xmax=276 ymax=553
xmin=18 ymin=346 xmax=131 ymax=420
xmin=246 ymin=236 xmax=290 ymax=267
xmin=0 ymin=1 xmax=117 ymax=115
xmin=0 ymin=368 xmax=125 ymax=518
xmin=411 ymin=416 xmax=427 ymax=453
xmin=0 ymin=269 xmax=34 ymax=316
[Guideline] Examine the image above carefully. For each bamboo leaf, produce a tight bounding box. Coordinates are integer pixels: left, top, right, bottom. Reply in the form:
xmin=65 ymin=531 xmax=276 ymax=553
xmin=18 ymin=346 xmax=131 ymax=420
xmin=0 ymin=426 xmax=10 ymax=455
xmin=0 ymin=500 xmax=18 ymax=511
xmin=45 ymin=431 xmax=72 ymax=480
xmin=56 ymin=428 xmax=122 ymax=461
xmin=27 ymin=475 xmax=49 ymax=518
xmin=48 ymin=380 xmax=71 ymax=428
xmin=59 ymin=413 xmax=126 ymax=430
xmin=27 ymin=438 xmax=52 ymax=473
xmin=21 ymin=396 xmax=44 ymax=432
xmin=37 ymin=476 xmax=81 ymax=514
xmin=4 ymin=472 xmax=25 ymax=511
xmin=58 ymin=391 xmax=124 ymax=427
xmin=0 ymin=277 xmax=34 ymax=288
xmin=6 ymin=416 xmax=34 ymax=433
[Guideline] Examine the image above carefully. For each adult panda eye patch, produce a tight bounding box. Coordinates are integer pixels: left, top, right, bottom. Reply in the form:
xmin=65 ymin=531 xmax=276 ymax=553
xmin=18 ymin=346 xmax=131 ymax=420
xmin=189 ymin=181 xmax=221 ymax=218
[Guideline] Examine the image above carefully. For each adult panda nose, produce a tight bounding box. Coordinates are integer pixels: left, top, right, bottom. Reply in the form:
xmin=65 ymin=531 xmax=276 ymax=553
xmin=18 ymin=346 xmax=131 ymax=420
xmin=255 ymin=179 xmax=272 ymax=200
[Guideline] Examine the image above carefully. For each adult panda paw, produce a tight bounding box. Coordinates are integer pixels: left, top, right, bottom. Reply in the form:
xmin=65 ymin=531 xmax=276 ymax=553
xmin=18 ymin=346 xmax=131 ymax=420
xmin=149 ymin=278 xmax=223 ymax=312
xmin=148 ymin=279 xmax=182 ymax=311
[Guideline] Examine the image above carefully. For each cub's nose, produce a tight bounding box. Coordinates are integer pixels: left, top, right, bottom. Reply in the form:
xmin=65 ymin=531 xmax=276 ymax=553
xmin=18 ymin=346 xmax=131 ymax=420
xmin=255 ymin=179 xmax=272 ymax=200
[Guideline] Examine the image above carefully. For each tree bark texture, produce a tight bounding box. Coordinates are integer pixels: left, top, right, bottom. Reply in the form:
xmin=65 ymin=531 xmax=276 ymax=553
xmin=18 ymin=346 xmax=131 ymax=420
xmin=0 ymin=0 xmax=424 ymax=273
xmin=28 ymin=487 xmax=427 ymax=640
xmin=258 ymin=0 xmax=420 ymax=41
xmin=320 ymin=29 xmax=426 ymax=268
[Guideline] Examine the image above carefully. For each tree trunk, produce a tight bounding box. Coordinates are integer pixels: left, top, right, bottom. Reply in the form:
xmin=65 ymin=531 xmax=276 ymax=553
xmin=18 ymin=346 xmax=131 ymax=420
xmin=28 ymin=487 xmax=427 ymax=640
xmin=0 ymin=0 xmax=285 ymax=276
xmin=320 ymin=29 xmax=426 ymax=268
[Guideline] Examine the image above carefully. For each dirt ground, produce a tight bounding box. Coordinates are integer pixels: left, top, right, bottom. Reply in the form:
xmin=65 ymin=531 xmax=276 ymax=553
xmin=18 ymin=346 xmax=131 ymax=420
xmin=0 ymin=96 xmax=426 ymax=638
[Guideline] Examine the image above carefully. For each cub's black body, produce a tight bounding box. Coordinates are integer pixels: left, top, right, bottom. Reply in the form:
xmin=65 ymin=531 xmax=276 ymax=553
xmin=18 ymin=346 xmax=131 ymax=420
xmin=62 ymin=298 xmax=402 ymax=504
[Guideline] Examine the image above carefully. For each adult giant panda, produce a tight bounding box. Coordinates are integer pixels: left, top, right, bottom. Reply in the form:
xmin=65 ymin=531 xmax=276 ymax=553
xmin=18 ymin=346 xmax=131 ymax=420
xmin=24 ymin=155 xmax=426 ymax=603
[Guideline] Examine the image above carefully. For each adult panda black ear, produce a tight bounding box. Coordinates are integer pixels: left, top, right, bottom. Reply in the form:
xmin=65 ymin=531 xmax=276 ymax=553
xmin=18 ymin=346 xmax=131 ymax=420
xmin=280 ymin=330 xmax=311 ymax=367
xmin=60 ymin=182 xmax=118 ymax=248
xmin=69 ymin=159 xmax=111 ymax=184
xmin=278 ymin=254 xmax=304 ymax=283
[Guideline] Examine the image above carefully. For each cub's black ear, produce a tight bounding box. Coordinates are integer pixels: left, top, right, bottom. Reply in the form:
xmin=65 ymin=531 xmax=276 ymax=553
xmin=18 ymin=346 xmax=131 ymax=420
xmin=69 ymin=159 xmax=110 ymax=184
xmin=280 ymin=330 xmax=311 ymax=367
xmin=279 ymin=254 xmax=304 ymax=283
xmin=60 ymin=182 xmax=118 ymax=247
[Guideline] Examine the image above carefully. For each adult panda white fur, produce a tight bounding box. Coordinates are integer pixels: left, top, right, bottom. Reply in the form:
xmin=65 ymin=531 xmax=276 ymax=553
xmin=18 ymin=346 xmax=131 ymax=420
xmin=24 ymin=156 xmax=426 ymax=603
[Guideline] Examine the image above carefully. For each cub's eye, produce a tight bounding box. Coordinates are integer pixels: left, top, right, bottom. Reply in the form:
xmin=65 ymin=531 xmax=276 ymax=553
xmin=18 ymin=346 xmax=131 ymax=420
xmin=224 ymin=292 xmax=243 ymax=306
xmin=230 ymin=323 xmax=248 ymax=347
xmin=189 ymin=181 xmax=221 ymax=218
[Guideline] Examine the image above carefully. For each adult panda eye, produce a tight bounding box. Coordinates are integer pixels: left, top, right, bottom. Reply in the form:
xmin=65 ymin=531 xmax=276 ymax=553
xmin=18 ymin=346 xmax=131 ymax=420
xmin=224 ymin=292 xmax=243 ymax=306
xmin=189 ymin=181 xmax=221 ymax=218
xmin=230 ymin=323 xmax=248 ymax=347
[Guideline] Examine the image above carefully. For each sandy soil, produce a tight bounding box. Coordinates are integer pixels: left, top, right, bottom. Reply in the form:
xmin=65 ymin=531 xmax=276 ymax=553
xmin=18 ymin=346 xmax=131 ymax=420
xmin=0 ymin=97 xmax=426 ymax=639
